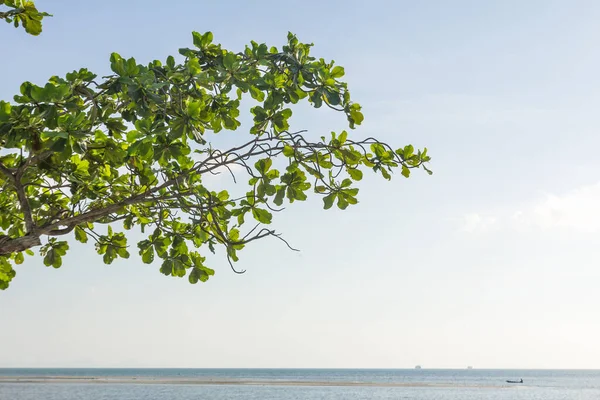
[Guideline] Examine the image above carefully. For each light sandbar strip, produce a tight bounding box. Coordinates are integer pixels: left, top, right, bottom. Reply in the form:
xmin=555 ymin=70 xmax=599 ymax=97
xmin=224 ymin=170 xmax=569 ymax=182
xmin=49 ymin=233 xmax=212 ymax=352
xmin=0 ymin=376 xmax=510 ymax=388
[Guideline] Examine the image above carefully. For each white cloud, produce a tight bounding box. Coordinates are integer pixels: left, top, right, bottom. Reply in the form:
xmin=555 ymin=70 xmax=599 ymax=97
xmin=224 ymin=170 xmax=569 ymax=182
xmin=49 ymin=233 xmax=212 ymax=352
xmin=458 ymin=213 xmax=499 ymax=233
xmin=459 ymin=182 xmax=600 ymax=234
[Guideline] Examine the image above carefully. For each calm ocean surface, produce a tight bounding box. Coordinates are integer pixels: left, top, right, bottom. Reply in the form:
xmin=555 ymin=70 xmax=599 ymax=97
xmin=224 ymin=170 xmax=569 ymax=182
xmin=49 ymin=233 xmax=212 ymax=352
xmin=1 ymin=368 xmax=599 ymax=399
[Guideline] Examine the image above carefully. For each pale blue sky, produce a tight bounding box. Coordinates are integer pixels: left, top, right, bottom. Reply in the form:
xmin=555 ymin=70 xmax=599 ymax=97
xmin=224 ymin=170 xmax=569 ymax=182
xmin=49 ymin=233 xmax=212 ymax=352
xmin=1 ymin=0 xmax=600 ymax=369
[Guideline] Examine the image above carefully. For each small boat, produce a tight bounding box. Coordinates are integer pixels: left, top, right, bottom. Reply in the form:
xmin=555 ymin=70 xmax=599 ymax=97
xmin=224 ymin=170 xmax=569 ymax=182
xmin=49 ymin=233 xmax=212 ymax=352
xmin=506 ymin=379 xmax=523 ymax=384
xmin=415 ymin=365 xmax=422 ymax=369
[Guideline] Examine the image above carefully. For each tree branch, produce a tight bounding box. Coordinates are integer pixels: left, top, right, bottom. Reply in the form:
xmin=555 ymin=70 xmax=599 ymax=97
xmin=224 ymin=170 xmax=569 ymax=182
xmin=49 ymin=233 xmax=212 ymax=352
xmin=0 ymin=234 xmax=41 ymax=255
xmin=0 ymin=10 xmax=19 ymax=20
xmin=4 ymin=162 xmax=37 ymax=234
xmin=47 ymin=225 xmax=76 ymax=236
xmin=0 ymin=162 xmax=15 ymax=182
xmin=18 ymin=150 xmax=53 ymax=172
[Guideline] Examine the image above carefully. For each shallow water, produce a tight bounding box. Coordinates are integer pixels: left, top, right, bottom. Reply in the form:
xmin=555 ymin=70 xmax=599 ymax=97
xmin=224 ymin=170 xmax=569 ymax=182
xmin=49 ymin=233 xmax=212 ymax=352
xmin=0 ymin=369 xmax=598 ymax=399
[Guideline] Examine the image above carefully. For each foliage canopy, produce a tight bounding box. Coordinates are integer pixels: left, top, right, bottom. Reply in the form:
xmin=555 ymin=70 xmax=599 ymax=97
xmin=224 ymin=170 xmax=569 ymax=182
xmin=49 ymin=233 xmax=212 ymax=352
xmin=0 ymin=4 xmax=431 ymax=290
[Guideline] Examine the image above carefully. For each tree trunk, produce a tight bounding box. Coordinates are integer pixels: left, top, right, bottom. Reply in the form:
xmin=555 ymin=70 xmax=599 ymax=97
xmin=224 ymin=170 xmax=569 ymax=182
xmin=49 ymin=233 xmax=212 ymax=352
xmin=0 ymin=234 xmax=42 ymax=256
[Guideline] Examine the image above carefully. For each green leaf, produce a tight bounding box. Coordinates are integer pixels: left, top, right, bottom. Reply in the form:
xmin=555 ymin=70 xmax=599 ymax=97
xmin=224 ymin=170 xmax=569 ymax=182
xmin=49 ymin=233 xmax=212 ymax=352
xmin=50 ymin=138 xmax=68 ymax=153
xmin=331 ymin=66 xmax=345 ymax=78
xmin=226 ymin=245 xmax=239 ymax=262
xmin=154 ymin=237 xmax=170 ymax=257
xmin=189 ymin=267 xmax=200 ymax=284
xmin=141 ymin=247 xmax=154 ymax=264
xmin=255 ymin=158 xmax=272 ymax=174
xmin=337 ymin=196 xmax=349 ymax=210
xmin=325 ymin=89 xmax=341 ymax=106
xmin=189 ymin=265 xmax=214 ymax=284
xmin=187 ymin=57 xmax=202 ymax=75
xmin=167 ymin=55 xmax=175 ymax=68
xmin=200 ymin=266 xmax=215 ymax=280
xmin=342 ymin=191 xmax=358 ymax=205
xmin=323 ymin=193 xmax=336 ymax=210
xmin=348 ymin=168 xmax=363 ymax=181
xmin=282 ymin=145 xmax=295 ymax=157
xmin=0 ymin=101 xmax=11 ymax=122
xmin=74 ymin=226 xmax=88 ymax=243
xmin=223 ymin=53 xmax=236 ymax=70
xmin=350 ymin=109 xmax=364 ymax=126
xmin=30 ymin=85 xmax=47 ymax=102
xmin=217 ymin=190 xmax=229 ymax=202
xmin=401 ymin=165 xmax=411 ymax=178
xmin=201 ymin=31 xmax=214 ymax=47
xmin=160 ymin=259 xmax=173 ymax=276
xmin=381 ymin=168 xmax=391 ymax=180
xmin=187 ymin=100 xmax=202 ymax=118
xmin=43 ymin=249 xmax=62 ymax=268
xmin=117 ymin=248 xmax=130 ymax=259
xmin=109 ymin=53 xmax=126 ymax=75
xmin=14 ymin=252 xmax=24 ymax=265
xmin=125 ymin=57 xmax=140 ymax=76
xmin=192 ymin=31 xmax=203 ymax=48
xmin=338 ymin=130 xmax=348 ymax=144
xmin=173 ymin=259 xmax=186 ymax=277
xmin=274 ymin=187 xmax=286 ymax=206
xmin=252 ymin=208 xmax=272 ymax=224
xmin=312 ymin=91 xmax=324 ymax=108
xmin=249 ymin=86 xmax=265 ymax=102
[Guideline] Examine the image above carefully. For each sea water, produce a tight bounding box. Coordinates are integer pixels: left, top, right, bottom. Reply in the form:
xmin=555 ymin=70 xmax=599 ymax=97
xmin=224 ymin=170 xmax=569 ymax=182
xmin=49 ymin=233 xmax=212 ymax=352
xmin=1 ymin=368 xmax=599 ymax=399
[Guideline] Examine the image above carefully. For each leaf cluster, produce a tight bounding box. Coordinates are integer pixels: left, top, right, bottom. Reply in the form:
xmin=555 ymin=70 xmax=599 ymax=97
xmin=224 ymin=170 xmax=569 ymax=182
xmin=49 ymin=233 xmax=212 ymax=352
xmin=0 ymin=0 xmax=50 ymax=35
